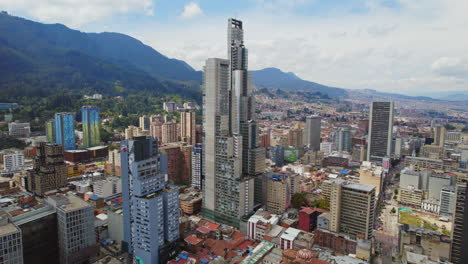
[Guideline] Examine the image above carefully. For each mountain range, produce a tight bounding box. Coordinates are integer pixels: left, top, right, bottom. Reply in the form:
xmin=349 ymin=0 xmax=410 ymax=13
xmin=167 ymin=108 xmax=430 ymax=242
xmin=0 ymin=12 xmax=201 ymax=102
xmin=1 ymin=12 xmax=465 ymax=103
xmin=251 ymin=67 xmax=347 ymax=98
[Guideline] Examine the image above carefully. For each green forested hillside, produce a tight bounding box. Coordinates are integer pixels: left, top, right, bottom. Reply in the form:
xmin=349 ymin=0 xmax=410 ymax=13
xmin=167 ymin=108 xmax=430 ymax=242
xmin=0 ymin=13 xmax=202 ymax=129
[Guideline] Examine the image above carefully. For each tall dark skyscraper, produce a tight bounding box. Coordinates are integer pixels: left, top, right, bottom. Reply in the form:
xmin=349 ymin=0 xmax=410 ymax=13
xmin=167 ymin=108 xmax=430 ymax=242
xmin=367 ymin=102 xmax=394 ymax=162
xmin=451 ymin=182 xmax=468 ymax=263
xmin=304 ymin=115 xmax=321 ymax=151
xmin=202 ymin=19 xmax=265 ymax=228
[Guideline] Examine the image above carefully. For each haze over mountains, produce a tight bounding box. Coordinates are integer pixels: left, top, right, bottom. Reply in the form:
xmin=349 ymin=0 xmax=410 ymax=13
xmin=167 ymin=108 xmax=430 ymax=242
xmin=0 ymin=12 xmax=465 ymax=102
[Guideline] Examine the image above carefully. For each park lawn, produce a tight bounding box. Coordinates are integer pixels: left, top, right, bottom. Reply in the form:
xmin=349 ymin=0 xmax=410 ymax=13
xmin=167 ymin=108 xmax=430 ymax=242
xmin=399 ymin=211 xmax=422 ymax=227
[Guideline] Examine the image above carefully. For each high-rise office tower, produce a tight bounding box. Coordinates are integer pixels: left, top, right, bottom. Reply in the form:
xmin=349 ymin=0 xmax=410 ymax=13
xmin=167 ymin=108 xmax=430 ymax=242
xmin=27 ymin=142 xmax=67 ymax=196
xmin=450 ymin=182 xmax=468 ymax=263
xmin=329 ymin=179 xmax=375 ymax=240
xmin=304 ymin=116 xmax=321 ymax=151
xmin=82 ymin=105 xmax=100 ymax=148
xmin=180 ymin=110 xmax=196 ymax=145
xmin=55 ymin=112 xmax=75 ymax=150
xmin=433 ymin=125 xmax=446 ymax=147
xmin=191 ymin=143 xmax=203 ymax=190
xmin=367 ymin=102 xmax=394 ymax=162
xmin=46 ymin=119 xmax=55 ymax=143
xmin=336 ymin=127 xmax=352 ymax=153
xmin=202 ymin=19 xmax=265 ymax=228
xmin=47 ymin=194 xmax=97 ymax=264
xmin=121 ymin=136 xmax=179 ymax=264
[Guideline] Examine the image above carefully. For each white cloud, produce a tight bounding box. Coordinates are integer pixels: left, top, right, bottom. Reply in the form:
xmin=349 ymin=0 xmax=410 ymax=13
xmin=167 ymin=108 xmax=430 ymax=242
xmin=135 ymin=0 xmax=468 ymax=95
xmin=3 ymin=0 xmax=468 ymax=95
xmin=180 ymin=2 xmax=203 ymax=19
xmin=432 ymin=57 xmax=468 ymax=78
xmin=0 ymin=0 xmax=154 ymax=27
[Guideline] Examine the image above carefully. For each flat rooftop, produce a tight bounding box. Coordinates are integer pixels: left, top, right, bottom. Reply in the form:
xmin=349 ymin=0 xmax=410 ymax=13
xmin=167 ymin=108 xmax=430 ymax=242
xmin=0 ymin=223 xmax=20 ymax=237
xmin=334 ymin=179 xmax=375 ymax=192
xmin=50 ymin=194 xmax=90 ymax=212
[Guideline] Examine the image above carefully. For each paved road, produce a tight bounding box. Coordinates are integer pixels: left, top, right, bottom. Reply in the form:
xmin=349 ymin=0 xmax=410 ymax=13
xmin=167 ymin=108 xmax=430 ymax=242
xmin=373 ymin=164 xmax=402 ymax=264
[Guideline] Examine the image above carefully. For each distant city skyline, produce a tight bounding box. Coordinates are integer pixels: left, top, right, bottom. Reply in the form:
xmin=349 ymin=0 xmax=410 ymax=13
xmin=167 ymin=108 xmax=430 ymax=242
xmin=1 ymin=1 xmax=467 ymax=95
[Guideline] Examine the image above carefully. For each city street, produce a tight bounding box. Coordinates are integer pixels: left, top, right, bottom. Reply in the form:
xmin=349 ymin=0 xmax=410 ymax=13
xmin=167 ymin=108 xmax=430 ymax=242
xmin=373 ymin=163 xmax=402 ymax=264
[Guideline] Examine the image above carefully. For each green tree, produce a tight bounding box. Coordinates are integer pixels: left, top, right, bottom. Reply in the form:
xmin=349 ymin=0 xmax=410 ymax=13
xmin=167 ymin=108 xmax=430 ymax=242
xmin=291 ymin=193 xmax=307 ymax=209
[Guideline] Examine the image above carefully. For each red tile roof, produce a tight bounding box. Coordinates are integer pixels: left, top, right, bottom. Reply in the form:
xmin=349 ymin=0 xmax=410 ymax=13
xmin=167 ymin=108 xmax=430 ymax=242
xmin=237 ymin=240 xmax=252 ymax=251
xmin=197 ymin=226 xmax=211 ymax=234
xmin=204 ymin=221 xmax=220 ymax=231
xmin=184 ymin=236 xmax=203 ymax=245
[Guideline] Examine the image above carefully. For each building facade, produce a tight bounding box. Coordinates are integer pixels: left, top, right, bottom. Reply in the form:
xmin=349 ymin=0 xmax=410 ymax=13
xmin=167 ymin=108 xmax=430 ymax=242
xmin=81 ymin=105 xmax=100 ymax=148
xmin=8 ymin=122 xmax=30 ymax=138
xmin=47 ymin=194 xmax=97 ymax=264
xmin=202 ymin=18 xmax=265 ymax=228
xmin=121 ymin=136 xmax=179 ymax=264
xmin=329 ymin=180 xmax=375 ymax=239
xmin=55 ymin=112 xmax=75 ymax=150
xmin=0 ymin=210 xmax=23 ymax=264
xmin=335 ymin=127 xmax=351 ymax=153
xmin=367 ymin=102 xmax=394 ymax=162
xmin=2 ymin=151 xmax=24 ymax=172
xmin=304 ymin=116 xmax=321 ymax=151
xmin=27 ymin=142 xmax=67 ymax=196
xmin=450 ymin=182 xmax=468 ymax=263
xmin=46 ymin=119 xmax=56 ymax=143
xmin=191 ymin=143 xmax=203 ymax=190
xmin=180 ymin=110 xmax=196 ymax=145
xmin=266 ymin=174 xmax=292 ymax=215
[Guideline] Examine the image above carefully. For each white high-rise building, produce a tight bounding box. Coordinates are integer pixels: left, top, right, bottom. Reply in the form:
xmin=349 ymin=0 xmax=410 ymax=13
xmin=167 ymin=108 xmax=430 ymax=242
xmin=2 ymin=151 xmax=24 ymax=172
xmin=191 ymin=143 xmax=203 ymax=189
xmin=202 ymin=19 xmax=264 ymax=228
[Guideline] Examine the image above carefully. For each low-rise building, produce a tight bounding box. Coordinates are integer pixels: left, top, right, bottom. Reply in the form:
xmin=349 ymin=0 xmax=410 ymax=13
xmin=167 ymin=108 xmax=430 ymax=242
xmin=93 ymin=177 xmax=122 ymax=198
xmin=298 ymin=207 xmax=326 ymax=232
xmin=313 ymin=229 xmax=357 ymax=255
xmin=399 ymin=224 xmax=451 ymax=262
xmin=398 ymin=186 xmax=424 ymax=207
xmin=247 ymin=211 xmax=279 ymax=241
xmin=8 ymin=122 xmax=30 ymax=138
xmin=180 ymin=189 xmax=202 ymax=215
xmin=2 ymin=150 xmax=24 ymax=172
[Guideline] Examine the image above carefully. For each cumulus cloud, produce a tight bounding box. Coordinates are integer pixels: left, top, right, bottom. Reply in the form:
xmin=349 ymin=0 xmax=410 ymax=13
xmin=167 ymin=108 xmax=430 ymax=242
xmin=138 ymin=0 xmax=468 ymax=94
xmin=180 ymin=2 xmax=203 ymax=19
xmin=0 ymin=0 xmax=154 ymax=27
xmin=432 ymin=57 xmax=468 ymax=78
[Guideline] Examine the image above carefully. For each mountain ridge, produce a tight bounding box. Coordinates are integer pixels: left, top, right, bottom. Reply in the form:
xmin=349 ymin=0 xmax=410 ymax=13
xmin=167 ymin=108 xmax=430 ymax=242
xmin=1 ymin=12 xmax=462 ymax=103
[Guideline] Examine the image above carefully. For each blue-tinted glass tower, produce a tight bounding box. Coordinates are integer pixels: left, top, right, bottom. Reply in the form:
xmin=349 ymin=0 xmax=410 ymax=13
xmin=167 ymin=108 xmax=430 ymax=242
xmin=82 ymin=105 xmax=100 ymax=148
xmin=121 ymin=136 xmax=179 ymax=264
xmin=55 ymin=113 xmax=75 ymax=150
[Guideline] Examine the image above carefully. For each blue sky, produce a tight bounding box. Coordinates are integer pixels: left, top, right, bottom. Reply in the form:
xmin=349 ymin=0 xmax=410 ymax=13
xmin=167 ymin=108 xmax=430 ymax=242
xmin=1 ymin=0 xmax=467 ymax=95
